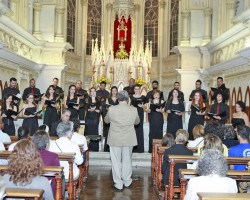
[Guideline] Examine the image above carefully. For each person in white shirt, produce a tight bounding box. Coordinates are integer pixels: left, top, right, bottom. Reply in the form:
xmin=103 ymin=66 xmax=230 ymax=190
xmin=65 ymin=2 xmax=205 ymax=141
xmin=0 ymin=117 xmax=11 ymax=143
xmin=184 ymin=149 xmax=238 ymax=200
xmin=70 ymin=118 xmax=88 ymax=161
xmin=49 ymin=121 xmax=83 ymax=180
xmin=8 ymin=126 xmax=29 ymax=151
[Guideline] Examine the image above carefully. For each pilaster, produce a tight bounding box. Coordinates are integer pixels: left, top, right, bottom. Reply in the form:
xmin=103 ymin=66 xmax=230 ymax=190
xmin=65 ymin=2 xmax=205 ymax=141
xmin=180 ymin=10 xmax=190 ymax=46
xmin=33 ymin=3 xmax=42 ymax=40
xmin=226 ymin=0 xmax=238 ymax=29
xmin=55 ymin=6 xmax=65 ymax=42
xmin=202 ymin=8 xmax=213 ymax=44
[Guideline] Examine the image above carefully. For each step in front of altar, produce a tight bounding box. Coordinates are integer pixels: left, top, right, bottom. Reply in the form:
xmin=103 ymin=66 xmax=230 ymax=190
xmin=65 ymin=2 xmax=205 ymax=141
xmin=89 ymin=152 xmax=151 ymax=167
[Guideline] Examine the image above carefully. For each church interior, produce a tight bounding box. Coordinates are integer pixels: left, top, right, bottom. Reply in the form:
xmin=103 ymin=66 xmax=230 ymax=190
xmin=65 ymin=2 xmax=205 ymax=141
xmin=0 ymin=0 xmax=250 ymax=199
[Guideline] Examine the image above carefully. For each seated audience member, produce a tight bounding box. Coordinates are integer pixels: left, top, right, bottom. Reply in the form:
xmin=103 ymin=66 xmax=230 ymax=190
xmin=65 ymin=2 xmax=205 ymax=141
xmin=184 ymin=149 xmax=238 ymax=200
xmin=32 ymin=130 xmax=60 ymax=197
xmin=8 ymin=126 xmax=29 ymax=151
xmin=70 ymin=118 xmax=88 ymax=161
xmin=187 ymin=124 xmax=205 ymax=148
xmin=162 ymin=129 xmax=193 ymax=186
xmin=50 ymin=109 xmax=71 ymax=136
xmin=202 ymin=121 xmax=228 ymax=156
xmin=229 ymin=125 xmax=250 ymax=170
xmin=38 ymin=124 xmax=50 ymax=133
xmin=223 ymin=125 xmax=239 ymax=148
xmin=232 ymin=101 xmax=249 ymax=128
xmin=0 ymin=117 xmax=11 ymax=143
xmin=3 ymin=139 xmax=54 ymax=199
xmin=0 ymin=175 xmax=5 ymax=200
xmin=49 ymin=121 xmax=83 ymax=180
xmin=162 ymin=133 xmax=174 ymax=147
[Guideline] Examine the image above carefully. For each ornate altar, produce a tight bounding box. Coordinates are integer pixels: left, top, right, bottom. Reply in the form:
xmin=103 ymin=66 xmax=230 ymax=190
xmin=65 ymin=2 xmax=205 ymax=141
xmin=91 ymin=0 xmax=152 ymax=91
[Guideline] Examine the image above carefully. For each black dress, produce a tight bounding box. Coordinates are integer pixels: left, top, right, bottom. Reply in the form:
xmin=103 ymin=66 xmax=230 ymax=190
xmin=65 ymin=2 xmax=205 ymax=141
xmin=84 ymin=98 xmax=100 ymax=151
xmin=43 ymin=97 xmax=59 ymax=131
xmin=22 ymin=107 xmax=39 ymax=135
xmin=66 ymin=97 xmax=78 ymax=119
xmin=231 ymin=118 xmax=245 ymax=128
xmin=2 ymin=107 xmax=16 ymax=136
xmin=104 ymin=97 xmax=119 ymax=152
xmin=131 ymin=95 xmax=146 ymax=153
xmin=188 ymin=104 xmax=205 ymax=140
xmin=166 ymin=101 xmax=185 ymax=138
xmin=148 ymin=100 xmax=164 ymax=153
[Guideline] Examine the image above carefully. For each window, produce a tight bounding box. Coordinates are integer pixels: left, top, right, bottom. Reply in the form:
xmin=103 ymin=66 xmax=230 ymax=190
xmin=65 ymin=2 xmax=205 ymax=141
xmin=86 ymin=0 xmax=102 ymax=55
xmin=170 ymin=0 xmax=179 ymax=52
xmin=144 ymin=0 xmax=159 ymax=57
xmin=67 ymin=0 xmax=76 ymax=52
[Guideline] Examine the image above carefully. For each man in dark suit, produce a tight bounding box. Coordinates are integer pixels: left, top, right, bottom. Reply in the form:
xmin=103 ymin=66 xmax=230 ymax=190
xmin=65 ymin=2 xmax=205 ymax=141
xmin=50 ymin=109 xmax=71 ymax=136
xmin=168 ymin=81 xmax=185 ymax=102
xmin=22 ymin=79 xmax=41 ymax=103
xmin=96 ymin=81 xmax=110 ymax=139
xmin=146 ymin=80 xmax=164 ymax=102
xmin=2 ymin=77 xmax=20 ymax=109
xmin=75 ymin=80 xmax=88 ymax=120
xmin=211 ymin=77 xmax=229 ymax=102
xmin=189 ymin=79 xmax=208 ymax=103
xmin=52 ymin=77 xmax=64 ymax=98
xmin=123 ymin=78 xmax=135 ymax=96
xmin=162 ymin=130 xmax=193 ymax=186
xmin=209 ymin=91 xmax=229 ymax=124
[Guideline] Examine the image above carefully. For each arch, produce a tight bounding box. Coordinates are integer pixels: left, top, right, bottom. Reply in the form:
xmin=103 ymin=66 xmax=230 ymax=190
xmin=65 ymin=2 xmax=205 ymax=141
xmin=237 ymin=87 xmax=242 ymax=101
xmin=244 ymin=86 xmax=250 ymax=117
xmin=230 ymin=88 xmax=236 ymax=122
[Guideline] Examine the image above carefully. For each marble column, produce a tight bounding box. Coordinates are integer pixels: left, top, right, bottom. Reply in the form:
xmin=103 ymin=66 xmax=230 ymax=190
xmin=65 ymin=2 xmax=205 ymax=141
xmin=202 ymin=8 xmax=212 ymax=44
xmin=226 ymin=0 xmax=238 ymax=29
xmin=55 ymin=7 xmax=65 ymax=42
xmin=180 ymin=10 xmax=190 ymax=46
xmin=33 ymin=2 xmax=42 ymax=40
xmin=9 ymin=0 xmax=18 ymax=22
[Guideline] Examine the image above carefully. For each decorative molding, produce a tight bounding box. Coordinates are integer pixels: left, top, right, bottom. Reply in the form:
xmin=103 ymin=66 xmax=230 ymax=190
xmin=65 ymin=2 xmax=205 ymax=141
xmin=56 ymin=7 xmax=65 ymax=15
xmin=204 ymin=8 xmax=212 ymax=16
xmin=33 ymin=3 xmax=42 ymax=11
xmin=181 ymin=10 xmax=191 ymax=18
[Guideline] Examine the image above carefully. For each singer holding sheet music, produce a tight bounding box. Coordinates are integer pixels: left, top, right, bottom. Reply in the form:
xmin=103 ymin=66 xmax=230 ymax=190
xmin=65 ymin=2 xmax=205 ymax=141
xmin=209 ymin=91 xmax=229 ymax=124
xmin=42 ymin=85 xmax=59 ymax=131
xmin=130 ymin=84 xmax=146 ymax=153
xmin=0 ymin=94 xmax=17 ymax=135
xmin=188 ymin=92 xmax=206 ymax=140
xmin=165 ymin=89 xmax=185 ymax=138
xmin=148 ymin=90 xmax=165 ymax=153
xmin=64 ymin=85 xmax=80 ymax=120
xmin=22 ymin=94 xmax=40 ymax=135
xmin=84 ymin=87 xmax=101 ymax=151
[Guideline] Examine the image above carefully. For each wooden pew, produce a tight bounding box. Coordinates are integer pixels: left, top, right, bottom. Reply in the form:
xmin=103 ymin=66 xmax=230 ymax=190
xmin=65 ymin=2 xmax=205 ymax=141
xmin=179 ymin=169 xmax=250 ymax=200
xmin=151 ymin=139 xmax=162 ymax=184
xmin=10 ymin=136 xmax=18 ymax=142
xmin=0 ymin=165 xmax=63 ymax=200
xmin=197 ymin=192 xmax=250 ymax=200
xmin=166 ymin=155 xmax=250 ymax=200
xmin=5 ymin=188 xmax=44 ymax=200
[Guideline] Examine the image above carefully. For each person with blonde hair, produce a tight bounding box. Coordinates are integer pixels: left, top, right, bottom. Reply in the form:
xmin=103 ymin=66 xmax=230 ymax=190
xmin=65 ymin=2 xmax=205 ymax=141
xmin=162 ymin=129 xmax=193 ymax=186
xmin=187 ymin=124 xmax=205 ymax=148
xmin=3 ymin=139 xmax=54 ymax=199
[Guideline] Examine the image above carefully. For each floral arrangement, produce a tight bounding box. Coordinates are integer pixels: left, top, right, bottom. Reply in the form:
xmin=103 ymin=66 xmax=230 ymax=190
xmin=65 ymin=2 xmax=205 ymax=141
xmin=135 ymin=78 xmax=146 ymax=86
xmin=97 ymin=76 xmax=110 ymax=84
xmin=115 ymin=49 xmax=129 ymax=59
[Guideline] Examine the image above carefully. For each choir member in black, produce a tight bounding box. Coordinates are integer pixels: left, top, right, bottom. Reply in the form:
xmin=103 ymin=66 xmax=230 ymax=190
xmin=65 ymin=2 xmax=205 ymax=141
xmin=130 ymin=84 xmax=146 ymax=153
xmin=231 ymin=101 xmax=249 ymax=128
xmin=188 ymin=92 xmax=206 ymax=140
xmin=64 ymin=85 xmax=79 ymax=120
xmin=146 ymin=80 xmax=164 ymax=102
xmin=42 ymin=85 xmax=59 ymax=131
xmin=96 ymin=81 xmax=110 ymax=139
xmin=22 ymin=93 xmax=41 ymax=135
xmin=22 ymin=79 xmax=41 ymax=104
xmin=104 ymin=86 xmax=119 ymax=152
xmin=209 ymin=91 xmax=229 ymax=124
xmin=123 ymin=78 xmax=135 ymax=96
xmin=167 ymin=81 xmax=185 ymax=102
xmin=0 ymin=94 xmax=17 ymax=135
xmin=148 ymin=90 xmax=165 ymax=153
xmin=2 ymin=77 xmax=20 ymax=110
xmin=76 ymin=80 xmax=88 ymax=120
xmin=189 ymin=79 xmax=208 ymax=103
xmin=52 ymin=78 xmax=64 ymax=117
xmin=84 ymin=87 xmax=101 ymax=151
xmin=165 ymin=89 xmax=185 ymax=138
xmin=211 ymin=77 xmax=229 ymax=102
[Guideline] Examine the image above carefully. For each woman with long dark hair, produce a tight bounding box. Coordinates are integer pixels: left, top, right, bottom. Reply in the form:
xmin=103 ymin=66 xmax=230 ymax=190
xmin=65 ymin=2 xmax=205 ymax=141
xmin=42 ymin=85 xmax=59 ymax=131
xmin=232 ymin=100 xmax=249 ymax=128
xmin=22 ymin=93 xmax=40 ymax=135
xmin=0 ymin=94 xmax=17 ymax=135
xmin=84 ymin=87 xmax=101 ymax=151
xmin=64 ymin=84 xmax=79 ymax=119
xmin=188 ymin=92 xmax=206 ymax=140
xmin=3 ymin=139 xmax=54 ymax=199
